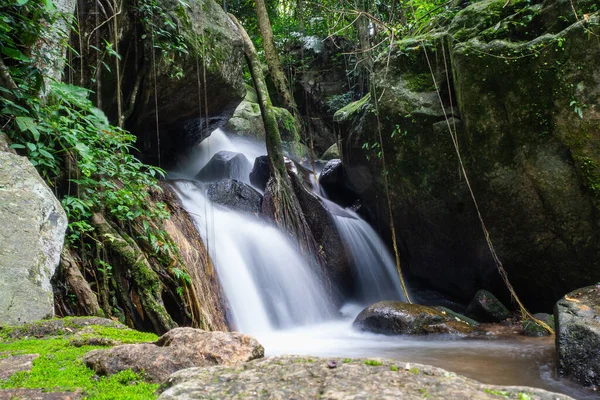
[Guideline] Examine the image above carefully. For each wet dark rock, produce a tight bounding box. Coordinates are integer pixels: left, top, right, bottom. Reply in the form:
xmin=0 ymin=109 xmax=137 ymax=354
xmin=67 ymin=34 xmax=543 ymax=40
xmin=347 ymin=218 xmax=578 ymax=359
xmin=434 ymin=306 xmax=479 ymax=327
xmin=84 ymin=327 xmax=264 ymax=383
xmin=465 ymin=290 xmax=510 ymax=322
xmin=195 ymin=151 xmax=252 ymax=183
xmin=0 ymin=354 xmax=39 ymax=380
xmin=353 ymin=301 xmax=474 ymax=335
xmin=249 ymin=155 xmax=270 ymax=191
xmin=523 ymin=313 xmax=554 ymax=337
xmin=555 ymin=285 xmax=600 ymax=389
xmin=318 ymin=159 xmax=357 ymax=206
xmin=158 ymin=355 xmax=572 ymax=400
xmin=207 ymin=180 xmax=262 ymax=215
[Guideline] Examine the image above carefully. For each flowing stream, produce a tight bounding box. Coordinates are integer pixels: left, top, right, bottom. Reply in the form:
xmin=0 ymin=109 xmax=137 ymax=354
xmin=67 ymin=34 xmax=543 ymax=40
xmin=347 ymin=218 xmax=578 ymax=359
xmin=170 ymin=129 xmax=592 ymax=400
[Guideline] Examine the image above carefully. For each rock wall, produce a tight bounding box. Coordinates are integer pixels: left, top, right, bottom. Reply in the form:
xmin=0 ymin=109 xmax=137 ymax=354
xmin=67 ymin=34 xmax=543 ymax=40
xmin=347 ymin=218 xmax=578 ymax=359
xmin=71 ymin=0 xmax=245 ymax=166
xmin=339 ymin=0 xmax=600 ymax=310
xmin=0 ymin=134 xmax=68 ymax=325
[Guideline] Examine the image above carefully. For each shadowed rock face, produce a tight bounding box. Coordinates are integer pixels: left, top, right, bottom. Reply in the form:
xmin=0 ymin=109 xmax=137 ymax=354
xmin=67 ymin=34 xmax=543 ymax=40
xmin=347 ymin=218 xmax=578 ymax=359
xmin=158 ymin=355 xmax=574 ymax=400
xmin=353 ymin=301 xmax=474 ymax=335
xmin=339 ymin=0 xmax=600 ymax=311
xmin=83 ymin=327 xmax=264 ymax=383
xmin=555 ymin=285 xmax=600 ymax=389
xmin=0 ymin=149 xmax=67 ymax=326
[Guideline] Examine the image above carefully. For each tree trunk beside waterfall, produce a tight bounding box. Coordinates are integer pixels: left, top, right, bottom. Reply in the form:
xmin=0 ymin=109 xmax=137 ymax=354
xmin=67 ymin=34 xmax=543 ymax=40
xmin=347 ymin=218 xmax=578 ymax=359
xmin=229 ymin=14 xmax=324 ymax=266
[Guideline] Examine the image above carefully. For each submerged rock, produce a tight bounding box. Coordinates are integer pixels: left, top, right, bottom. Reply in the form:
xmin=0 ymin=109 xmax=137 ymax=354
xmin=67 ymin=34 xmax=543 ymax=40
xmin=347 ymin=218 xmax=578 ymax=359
xmin=0 ymin=150 xmax=67 ymax=326
xmin=555 ymin=285 xmax=600 ymax=389
xmin=465 ymin=290 xmax=511 ymax=322
xmin=195 ymin=151 xmax=252 ymax=183
xmin=84 ymin=327 xmax=264 ymax=383
xmin=158 ymin=355 xmax=573 ymax=400
xmin=353 ymin=301 xmax=474 ymax=335
xmin=207 ymin=180 xmax=262 ymax=215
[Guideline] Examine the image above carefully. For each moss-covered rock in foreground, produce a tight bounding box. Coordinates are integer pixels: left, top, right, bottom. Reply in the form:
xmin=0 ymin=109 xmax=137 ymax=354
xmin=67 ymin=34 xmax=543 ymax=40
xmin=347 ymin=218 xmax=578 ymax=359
xmin=0 ymin=317 xmax=160 ymax=400
xmin=159 ymin=355 xmax=573 ymax=399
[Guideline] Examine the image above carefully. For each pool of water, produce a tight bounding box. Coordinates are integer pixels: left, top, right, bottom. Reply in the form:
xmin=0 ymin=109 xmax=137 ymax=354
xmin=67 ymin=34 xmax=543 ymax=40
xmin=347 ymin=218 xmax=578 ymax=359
xmin=254 ymin=319 xmax=597 ymax=400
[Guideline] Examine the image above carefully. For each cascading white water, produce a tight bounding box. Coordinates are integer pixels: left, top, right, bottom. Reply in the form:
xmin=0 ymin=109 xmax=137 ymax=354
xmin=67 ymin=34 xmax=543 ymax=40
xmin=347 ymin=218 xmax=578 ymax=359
xmin=166 ymin=129 xmax=588 ymax=400
xmin=332 ymin=209 xmax=409 ymax=304
xmin=170 ymin=129 xmax=334 ymax=335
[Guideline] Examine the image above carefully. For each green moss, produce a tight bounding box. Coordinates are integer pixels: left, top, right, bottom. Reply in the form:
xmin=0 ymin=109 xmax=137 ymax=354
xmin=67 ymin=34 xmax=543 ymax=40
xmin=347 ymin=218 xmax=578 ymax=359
xmin=333 ymin=93 xmax=371 ymax=122
xmin=0 ymin=326 xmax=159 ymax=399
xmin=404 ymin=73 xmax=435 ymax=92
xmin=364 ymin=359 xmax=383 ymax=366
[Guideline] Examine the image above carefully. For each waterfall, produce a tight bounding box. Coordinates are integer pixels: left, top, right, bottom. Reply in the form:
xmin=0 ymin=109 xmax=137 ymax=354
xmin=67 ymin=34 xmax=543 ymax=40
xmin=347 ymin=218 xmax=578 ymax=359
xmin=319 ymin=197 xmax=409 ymax=305
xmin=170 ymin=129 xmax=334 ymax=335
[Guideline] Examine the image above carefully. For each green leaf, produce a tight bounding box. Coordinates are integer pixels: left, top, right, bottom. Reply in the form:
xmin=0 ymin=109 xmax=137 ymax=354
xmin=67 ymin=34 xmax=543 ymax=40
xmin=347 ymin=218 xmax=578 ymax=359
xmin=15 ymin=116 xmax=40 ymax=141
xmin=15 ymin=0 xmax=30 ymax=5
xmin=26 ymin=142 xmax=36 ymax=152
xmin=1 ymin=47 xmax=30 ymax=62
xmin=9 ymin=143 xmax=26 ymax=149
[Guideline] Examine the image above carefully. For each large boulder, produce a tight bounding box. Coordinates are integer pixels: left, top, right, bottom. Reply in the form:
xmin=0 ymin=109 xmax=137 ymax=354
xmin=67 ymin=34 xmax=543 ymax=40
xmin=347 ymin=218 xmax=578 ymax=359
xmin=158 ymin=355 xmax=573 ymax=400
xmin=353 ymin=301 xmax=474 ymax=335
xmin=195 ymin=151 xmax=252 ymax=183
xmin=555 ymin=285 xmax=600 ymax=389
xmin=0 ymin=149 xmax=67 ymax=325
xmin=84 ymin=327 xmax=264 ymax=383
xmin=207 ymin=180 xmax=262 ymax=215
xmin=339 ymin=0 xmax=600 ymax=310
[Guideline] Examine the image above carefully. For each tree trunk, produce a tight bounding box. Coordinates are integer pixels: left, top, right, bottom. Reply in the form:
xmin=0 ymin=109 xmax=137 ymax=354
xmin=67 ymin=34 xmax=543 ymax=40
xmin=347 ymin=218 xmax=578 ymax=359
xmin=253 ymin=0 xmax=301 ymax=128
xmin=229 ymin=14 xmax=324 ymax=265
xmin=54 ymin=248 xmax=103 ymax=317
xmin=354 ymin=0 xmax=372 ymax=96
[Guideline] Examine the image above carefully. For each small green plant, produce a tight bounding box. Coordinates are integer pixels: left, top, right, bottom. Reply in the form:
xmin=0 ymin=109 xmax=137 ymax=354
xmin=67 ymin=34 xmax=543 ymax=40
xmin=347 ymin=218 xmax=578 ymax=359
xmin=364 ymin=359 xmax=383 ymax=366
xmin=389 ymin=365 xmax=399 ymax=371
xmin=569 ymin=97 xmax=584 ymax=119
xmin=343 ymin=358 xmax=351 ymax=363
xmin=409 ymin=367 xmax=420 ymax=374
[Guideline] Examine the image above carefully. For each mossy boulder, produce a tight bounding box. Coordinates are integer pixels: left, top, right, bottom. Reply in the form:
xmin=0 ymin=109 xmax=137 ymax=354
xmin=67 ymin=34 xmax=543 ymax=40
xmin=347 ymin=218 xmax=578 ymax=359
xmin=353 ymin=301 xmax=474 ymax=335
xmin=523 ymin=313 xmax=554 ymax=337
xmin=339 ymin=0 xmax=600 ymax=310
xmin=322 ymin=143 xmax=340 ymax=160
xmin=465 ymin=290 xmax=511 ymax=322
xmin=555 ymin=284 xmax=600 ymax=389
